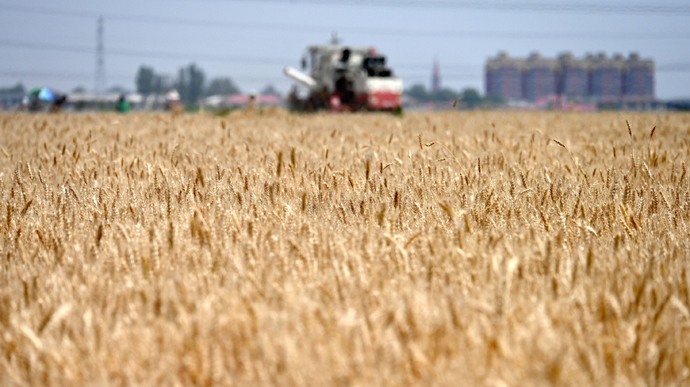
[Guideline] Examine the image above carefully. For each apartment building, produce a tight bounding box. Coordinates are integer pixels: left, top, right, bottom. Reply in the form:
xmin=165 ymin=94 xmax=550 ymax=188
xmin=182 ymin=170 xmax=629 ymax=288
xmin=485 ymin=52 xmax=655 ymax=103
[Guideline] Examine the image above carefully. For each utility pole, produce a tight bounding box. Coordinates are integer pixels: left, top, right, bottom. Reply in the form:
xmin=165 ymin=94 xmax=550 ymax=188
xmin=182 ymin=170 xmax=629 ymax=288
xmin=95 ymin=16 xmax=105 ymax=94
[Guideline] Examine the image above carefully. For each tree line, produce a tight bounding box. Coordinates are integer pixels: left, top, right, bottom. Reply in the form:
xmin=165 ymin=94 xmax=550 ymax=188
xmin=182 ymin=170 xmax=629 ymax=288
xmin=135 ymin=63 xmax=497 ymax=107
xmin=0 ymin=83 xmax=25 ymax=96
xmin=135 ymin=63 xmax=278 ymax=105
xmin=404 ymin=84 xmax=502 ymax=108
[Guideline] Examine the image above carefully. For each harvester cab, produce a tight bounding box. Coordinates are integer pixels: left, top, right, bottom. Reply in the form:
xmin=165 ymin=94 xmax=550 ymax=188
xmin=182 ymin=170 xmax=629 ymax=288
xmin=285 ymin=43 xmax=403 ymax=112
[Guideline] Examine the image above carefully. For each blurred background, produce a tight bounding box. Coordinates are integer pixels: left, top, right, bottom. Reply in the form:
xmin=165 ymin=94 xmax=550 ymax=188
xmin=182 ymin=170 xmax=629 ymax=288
xmin=0 ymin=0 xmax=689 ymax=110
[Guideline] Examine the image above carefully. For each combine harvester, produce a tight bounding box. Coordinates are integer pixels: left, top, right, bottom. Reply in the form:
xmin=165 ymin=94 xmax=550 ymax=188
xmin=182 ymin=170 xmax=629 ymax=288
xmin=284 ymin=42 xmax=403 ymax=112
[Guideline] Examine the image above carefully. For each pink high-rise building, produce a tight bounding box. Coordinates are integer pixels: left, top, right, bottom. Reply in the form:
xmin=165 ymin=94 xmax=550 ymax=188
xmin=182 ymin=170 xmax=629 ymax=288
xmin=431 ymin=59 xmax=441 ymax=93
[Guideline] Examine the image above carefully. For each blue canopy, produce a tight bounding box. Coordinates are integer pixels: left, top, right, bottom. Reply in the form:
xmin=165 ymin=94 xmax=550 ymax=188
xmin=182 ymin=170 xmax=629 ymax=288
xmin=29 ymin=87 xmax=58 ymax=101
xmin=38 ymin=87 xmax=57 ymax=101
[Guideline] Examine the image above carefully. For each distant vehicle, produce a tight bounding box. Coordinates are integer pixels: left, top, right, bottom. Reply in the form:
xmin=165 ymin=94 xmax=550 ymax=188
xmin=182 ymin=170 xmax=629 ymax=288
xmin=284 ymin=43 xmax=403 ymax=112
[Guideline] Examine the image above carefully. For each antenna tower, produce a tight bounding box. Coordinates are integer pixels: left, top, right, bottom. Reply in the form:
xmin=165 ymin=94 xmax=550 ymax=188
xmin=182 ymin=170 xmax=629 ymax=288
xmin=330 ymin=31 xmax=341 ymax=45
xmin=95 ymin=16 xmax=106 ymax=94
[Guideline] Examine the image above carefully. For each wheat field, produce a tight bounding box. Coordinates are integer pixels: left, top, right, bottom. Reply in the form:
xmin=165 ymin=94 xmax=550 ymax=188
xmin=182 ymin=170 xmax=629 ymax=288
xmin=0 ymin=110 xmax=689 ymax=386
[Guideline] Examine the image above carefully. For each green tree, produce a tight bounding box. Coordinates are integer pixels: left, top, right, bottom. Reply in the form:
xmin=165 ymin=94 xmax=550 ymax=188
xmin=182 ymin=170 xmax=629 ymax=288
xmin=206 ymin=77 xmax=240 ymax=96
xmin=0 ymin=83 xmax=25 ymax=95
xmin=460 ymin=88 xmax=483 ymax=108
xmin=485 ymin=94 xmax=505 ymax=105
xmin=107 ymin=85 xmax=129 ymax=94
xmin=176 ymin=63 xmax=205 ymax=105
xmin=261 ymin=84 xmax=280 ymax=96
xmin=429 ymin=88 xmax=458 ymax=102
xmin=153 ymin=74 xmax=172 ymax=94
xmin=135 ymin=66 xmax=156 ymax=95
xmin=405 ymin=84 xmax=428 ymax=101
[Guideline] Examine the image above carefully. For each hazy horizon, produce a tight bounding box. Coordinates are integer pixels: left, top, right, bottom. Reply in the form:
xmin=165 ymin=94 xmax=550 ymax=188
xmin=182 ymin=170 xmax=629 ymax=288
xmin=1 ymin=0 xmax=689 ymax=99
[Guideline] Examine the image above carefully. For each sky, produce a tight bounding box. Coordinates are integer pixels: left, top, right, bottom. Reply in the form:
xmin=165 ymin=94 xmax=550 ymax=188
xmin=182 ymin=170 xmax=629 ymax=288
xmin=0 ymin=0 xmax=689 ymax=99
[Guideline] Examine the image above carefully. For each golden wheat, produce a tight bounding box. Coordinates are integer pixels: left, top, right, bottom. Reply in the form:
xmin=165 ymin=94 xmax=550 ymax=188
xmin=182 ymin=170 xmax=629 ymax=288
xmin=0 ymin=110 xmax=689 ymax=386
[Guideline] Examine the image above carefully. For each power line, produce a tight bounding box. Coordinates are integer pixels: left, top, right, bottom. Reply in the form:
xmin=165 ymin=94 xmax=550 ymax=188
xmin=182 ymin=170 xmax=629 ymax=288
xmin=0 ymin=39 xmax=291 ymax=65
xmin=0 ymin=4 xmax=325 ymax=33
xmin=0 ymin=71 xmax=132 ymax=83
xmin=1 ymin=4 xmax=690 ymax=40
xmin=0 ymin=39 xmax=477 ymax=71
xmin=0 ymin=70 xmax=289 ymax=84
xmin=0 ymin=38 xmax=472 ymax=69
xmin=3 ymin=39 xmax=690 ymax=73
xmin=181 ymin=0 xmax=690 ymax=15
xmin=657 ymin=63 xmax=690 ymax=71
